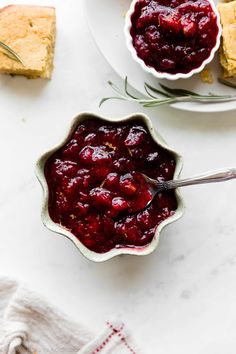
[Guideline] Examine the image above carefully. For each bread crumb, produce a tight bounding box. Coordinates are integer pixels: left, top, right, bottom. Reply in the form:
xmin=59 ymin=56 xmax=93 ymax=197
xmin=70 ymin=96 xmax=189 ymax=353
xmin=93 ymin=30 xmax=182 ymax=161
xmin=200 ymin=68 xmax=214 ymax=83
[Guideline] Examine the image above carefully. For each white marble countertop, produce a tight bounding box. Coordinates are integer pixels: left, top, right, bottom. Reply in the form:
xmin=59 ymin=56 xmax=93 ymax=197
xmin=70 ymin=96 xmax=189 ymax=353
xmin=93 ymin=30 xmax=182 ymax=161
xmin=1 ymin=0 xmax=236 ymax=353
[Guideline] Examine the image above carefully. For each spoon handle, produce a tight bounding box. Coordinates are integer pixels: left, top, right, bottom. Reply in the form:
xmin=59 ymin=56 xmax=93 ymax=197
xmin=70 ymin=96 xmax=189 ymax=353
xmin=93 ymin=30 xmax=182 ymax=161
xmin=162 ymin=168 xmax=236 ymax=190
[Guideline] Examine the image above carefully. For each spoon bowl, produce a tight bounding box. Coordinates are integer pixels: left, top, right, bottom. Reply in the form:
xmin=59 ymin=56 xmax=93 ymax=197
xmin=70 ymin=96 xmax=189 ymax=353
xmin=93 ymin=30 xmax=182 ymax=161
xmin=142 ymin=168 xmax=236 ymax=211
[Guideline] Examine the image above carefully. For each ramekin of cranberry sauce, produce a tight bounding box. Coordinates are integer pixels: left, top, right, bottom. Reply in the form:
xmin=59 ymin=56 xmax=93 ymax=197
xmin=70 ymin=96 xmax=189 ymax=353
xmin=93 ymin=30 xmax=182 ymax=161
xmin=125 ymin=0 xmax=221 ymax=79
xmin=37 ymin=113 xmax=184 ymax=262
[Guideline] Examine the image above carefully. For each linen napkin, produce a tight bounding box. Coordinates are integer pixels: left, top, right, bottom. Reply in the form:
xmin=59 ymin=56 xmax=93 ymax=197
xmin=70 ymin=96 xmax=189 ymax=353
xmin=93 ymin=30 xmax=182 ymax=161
xmin=0 ymin=277 xmax=139 ymax=354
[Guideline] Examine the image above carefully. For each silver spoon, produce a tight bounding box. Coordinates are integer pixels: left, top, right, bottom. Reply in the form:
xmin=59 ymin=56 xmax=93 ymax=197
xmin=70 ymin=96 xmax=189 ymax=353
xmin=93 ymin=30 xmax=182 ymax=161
xmin=142 ymin=168 xmax=236 ymax=209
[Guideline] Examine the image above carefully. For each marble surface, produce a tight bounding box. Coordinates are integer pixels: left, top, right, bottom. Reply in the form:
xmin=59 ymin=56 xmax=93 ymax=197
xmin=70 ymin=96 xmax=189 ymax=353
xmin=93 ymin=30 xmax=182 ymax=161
xmin=1 ymin=0 xmax=236 ymax=353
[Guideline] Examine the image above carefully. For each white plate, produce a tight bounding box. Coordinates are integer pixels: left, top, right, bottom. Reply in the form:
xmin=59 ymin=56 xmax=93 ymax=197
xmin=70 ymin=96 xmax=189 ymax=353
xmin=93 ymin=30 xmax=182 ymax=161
xmin=83 ymin=0 xmax=236 ymax=113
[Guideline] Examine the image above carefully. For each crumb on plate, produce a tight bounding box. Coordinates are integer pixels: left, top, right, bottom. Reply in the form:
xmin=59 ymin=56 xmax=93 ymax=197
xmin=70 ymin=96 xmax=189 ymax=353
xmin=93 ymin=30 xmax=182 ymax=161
xmin=200 ymin=68 xmax=214 ymax=83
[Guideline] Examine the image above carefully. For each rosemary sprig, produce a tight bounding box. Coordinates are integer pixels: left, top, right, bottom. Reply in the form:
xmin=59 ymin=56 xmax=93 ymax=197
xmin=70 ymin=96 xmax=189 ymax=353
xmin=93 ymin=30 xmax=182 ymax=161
xmin=100 ymin=77 xmax=236 ymax=108
xmin=0 ymin=40 xmax=23 ymax=64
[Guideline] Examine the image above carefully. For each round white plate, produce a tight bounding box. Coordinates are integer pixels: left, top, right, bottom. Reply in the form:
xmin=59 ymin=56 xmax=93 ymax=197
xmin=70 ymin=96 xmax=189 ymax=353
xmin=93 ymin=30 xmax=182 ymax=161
xmin=83 ymin=0 xmax=236 ymax=113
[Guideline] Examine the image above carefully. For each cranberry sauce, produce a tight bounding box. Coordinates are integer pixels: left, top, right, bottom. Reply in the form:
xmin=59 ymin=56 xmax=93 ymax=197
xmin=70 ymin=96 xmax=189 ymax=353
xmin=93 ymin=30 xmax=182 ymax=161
xmin=130 ymin=0 xmax=219 ymax=74
xmin=45 ymin=119 xmax=177 ymax=253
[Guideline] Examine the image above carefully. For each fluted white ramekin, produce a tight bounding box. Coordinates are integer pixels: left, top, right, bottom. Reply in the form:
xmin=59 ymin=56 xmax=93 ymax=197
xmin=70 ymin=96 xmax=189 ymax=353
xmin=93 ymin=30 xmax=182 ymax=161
xmin=124 ymin=0 xmax=222 ymax=80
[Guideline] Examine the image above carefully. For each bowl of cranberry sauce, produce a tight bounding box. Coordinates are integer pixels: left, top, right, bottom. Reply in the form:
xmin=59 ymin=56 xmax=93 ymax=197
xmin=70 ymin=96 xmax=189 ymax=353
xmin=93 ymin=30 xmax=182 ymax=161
xmin=36 ymin=113 xmax=184 ymax=262
xmin=125 ymin=0 xmax=221 ymax=79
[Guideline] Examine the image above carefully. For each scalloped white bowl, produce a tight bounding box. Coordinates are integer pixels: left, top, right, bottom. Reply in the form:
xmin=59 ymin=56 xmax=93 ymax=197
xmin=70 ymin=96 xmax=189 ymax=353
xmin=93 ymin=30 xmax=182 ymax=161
xmin=35 ymin=112 xmax=185 ymax=262
xmin=124 ymin=0 xmax=222 ymax=80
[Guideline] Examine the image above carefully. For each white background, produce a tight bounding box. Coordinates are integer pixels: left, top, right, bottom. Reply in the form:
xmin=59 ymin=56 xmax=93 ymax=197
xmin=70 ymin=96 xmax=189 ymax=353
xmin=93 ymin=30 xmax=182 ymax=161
xmin=1 ymin=0 xmax=236 ymax=353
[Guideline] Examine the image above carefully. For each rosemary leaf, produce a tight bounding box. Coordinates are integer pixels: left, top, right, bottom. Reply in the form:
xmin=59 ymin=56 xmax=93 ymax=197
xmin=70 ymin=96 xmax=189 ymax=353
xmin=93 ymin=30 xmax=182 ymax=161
xmin=159 ymin=83 xmax=200 ymax=97
xmin=99 ymin=96 xmax=125 ymax=107
xmin=144 ymin=84 xmax=158 ymax=99
xmin=0 ymin=41 xmax=23 ymax=64
xmin=108 ymin=81 xmax=124 ymax=96
xmin=144 ymin=82 xmax=171 ymax=97
xmin=124 ymin=76 xmax=138 ymax=99
xmin=218 ymin=78 xmax=236 ymax=89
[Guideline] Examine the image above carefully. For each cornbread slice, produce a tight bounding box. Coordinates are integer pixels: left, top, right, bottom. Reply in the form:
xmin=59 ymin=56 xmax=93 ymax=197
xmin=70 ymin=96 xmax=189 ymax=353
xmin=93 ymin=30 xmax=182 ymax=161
xmin=218 ymin=1 xmax=236 ymax=77
xmin=0 ymin=5 xmax=56 ymax=78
